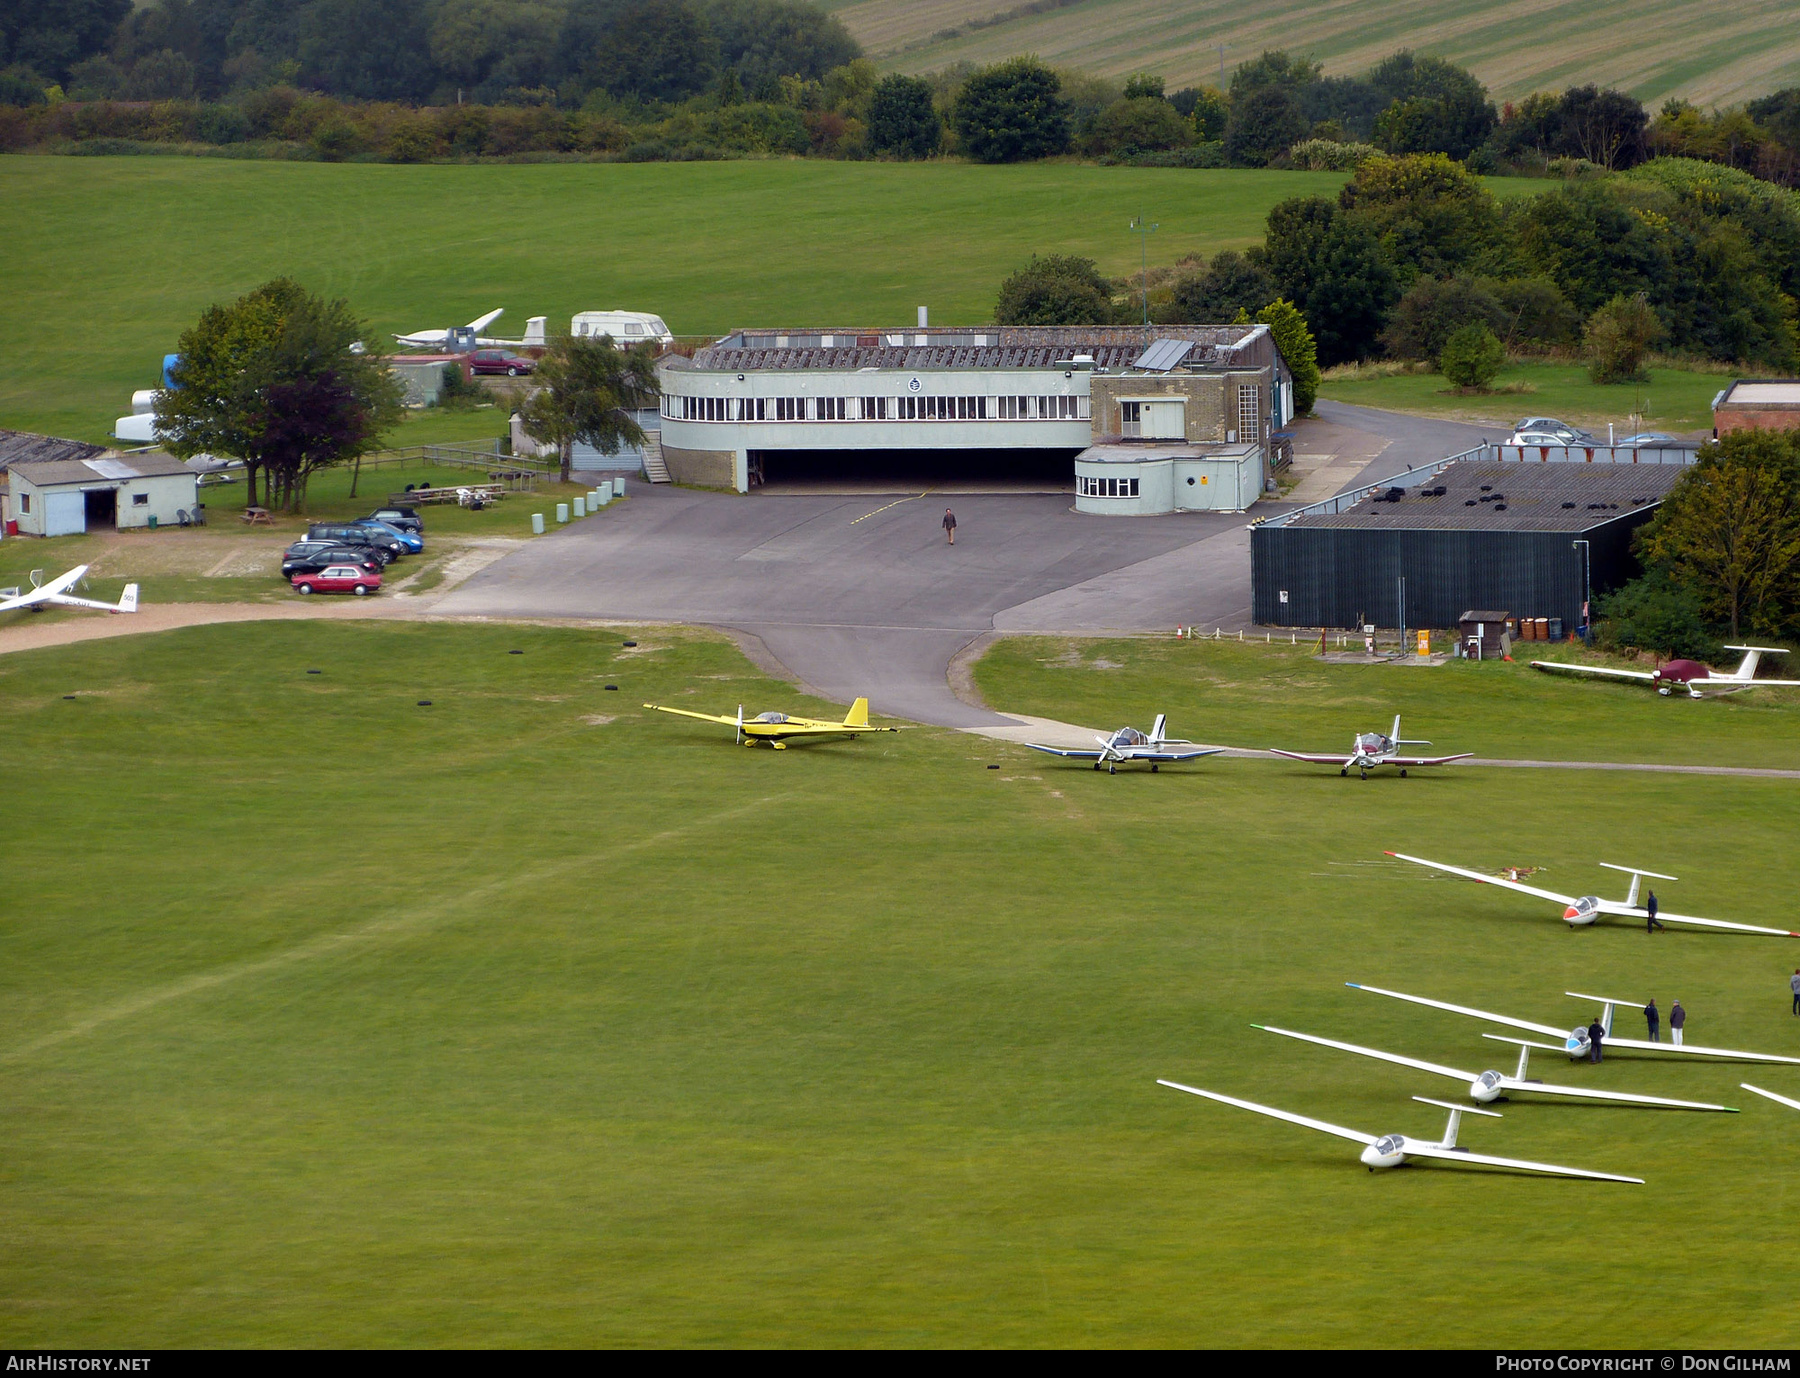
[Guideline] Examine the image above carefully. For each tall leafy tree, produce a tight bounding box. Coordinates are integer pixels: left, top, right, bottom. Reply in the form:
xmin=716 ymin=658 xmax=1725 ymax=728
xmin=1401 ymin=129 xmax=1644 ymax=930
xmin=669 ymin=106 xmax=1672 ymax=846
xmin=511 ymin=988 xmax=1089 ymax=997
xmin=156 ymin=279 xmax=402 ymax=513
xmin=951 ymin=57 xmax=1069 ymax=163
xmin=1224 ymin=84 xmax=1308 ymax=167
xmin=867 ymin=72 xmax=938 ymax=158
xmin=1168 ymin=250 xmax=1275 ymax=323
xmin=519 ymin=335 xmax=662 ymax=484
xmin=1 ymin=0 xmax=131 ymax=84
xmin=297 ymin=0 xmax=435 ymax=101
xmin=587 ymin=0 xmax=717 ymax=103
xmin=1636 ymin=431 xmax=1800 ymax=638
xmin=994 ymin=255 xmax=1113 ymax=326
xmin=1257 ymin=299 xmax=1320 ymax=413
xmin=1258 ymin=196 xmax=1397 ymax=365
xmin=1556 ymin=85 xmax=1648 ymax=169
xmin=701 ymin=0 xmax=859 ymax=89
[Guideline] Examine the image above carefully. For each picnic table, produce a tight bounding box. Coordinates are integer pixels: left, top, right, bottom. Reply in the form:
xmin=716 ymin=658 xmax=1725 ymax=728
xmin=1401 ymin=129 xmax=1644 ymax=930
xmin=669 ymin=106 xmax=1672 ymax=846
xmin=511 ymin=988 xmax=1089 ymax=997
xmin=241 ymin=507 xmax=273 ymax=525
xmin=388 ymin=484 xmax=507 ymax=507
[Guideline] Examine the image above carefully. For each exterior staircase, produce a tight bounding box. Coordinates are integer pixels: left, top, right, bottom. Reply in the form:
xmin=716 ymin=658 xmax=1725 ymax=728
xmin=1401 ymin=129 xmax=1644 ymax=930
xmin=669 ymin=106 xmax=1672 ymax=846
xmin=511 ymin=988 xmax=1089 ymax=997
xmin=641 ymin=429 xmax=671 ymax=483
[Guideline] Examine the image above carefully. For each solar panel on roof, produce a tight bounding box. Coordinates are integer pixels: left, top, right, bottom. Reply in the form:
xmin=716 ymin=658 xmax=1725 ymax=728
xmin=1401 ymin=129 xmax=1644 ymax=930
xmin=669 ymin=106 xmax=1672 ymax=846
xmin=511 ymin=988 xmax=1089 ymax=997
xmin=1132 ymin=338 xmax=1197 ymax=372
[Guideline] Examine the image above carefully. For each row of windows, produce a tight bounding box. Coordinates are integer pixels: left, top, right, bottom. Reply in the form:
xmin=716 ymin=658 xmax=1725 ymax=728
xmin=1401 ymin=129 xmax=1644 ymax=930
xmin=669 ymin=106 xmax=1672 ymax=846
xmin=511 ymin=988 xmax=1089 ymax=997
xmin=1079 ymin=476 xmax=1140 ymax=498
xmin=663 ymin=395 xmax=1091 ymax=422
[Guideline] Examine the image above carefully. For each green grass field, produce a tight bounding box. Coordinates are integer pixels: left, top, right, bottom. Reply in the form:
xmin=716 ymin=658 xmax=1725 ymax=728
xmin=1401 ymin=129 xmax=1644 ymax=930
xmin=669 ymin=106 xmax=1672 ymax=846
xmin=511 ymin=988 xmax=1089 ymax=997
xmin=4 ymin=621 xmax=1800 ymax=1346
xmin=834 ymin=0 xmax=1800 ymax=107
xmin=1317 ymin=361 xmax=1732 ymax=436
xmin=0 ymin=158 xmax=1557 ymax=446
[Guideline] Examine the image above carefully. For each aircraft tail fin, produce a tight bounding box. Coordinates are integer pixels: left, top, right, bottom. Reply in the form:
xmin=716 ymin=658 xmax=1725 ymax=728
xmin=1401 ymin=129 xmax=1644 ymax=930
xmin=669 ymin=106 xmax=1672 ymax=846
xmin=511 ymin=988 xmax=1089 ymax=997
xmin=1725 ymin=645 xmax=1786 ymax=679
xmin=844 ymin=697 xmax=870 ymax=728
xmin=118 ymin=583 xmax=138 ymax=614
xmin=1150 ymin=712 xmax=1167 ymax=743
xmin=524 ymin=316 xmax=546 ymax=347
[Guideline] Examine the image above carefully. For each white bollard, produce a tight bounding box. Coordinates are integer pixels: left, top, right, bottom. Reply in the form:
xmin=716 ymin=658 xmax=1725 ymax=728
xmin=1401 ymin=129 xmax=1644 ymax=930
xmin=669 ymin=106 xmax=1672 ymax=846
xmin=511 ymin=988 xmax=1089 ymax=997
xmin=573 ymin=497 xmax=586 ymax=518
xmin=531 ymin=512 xmax=545 ymax=535
xmin=556 ymin=503 xmax=569 ymax=524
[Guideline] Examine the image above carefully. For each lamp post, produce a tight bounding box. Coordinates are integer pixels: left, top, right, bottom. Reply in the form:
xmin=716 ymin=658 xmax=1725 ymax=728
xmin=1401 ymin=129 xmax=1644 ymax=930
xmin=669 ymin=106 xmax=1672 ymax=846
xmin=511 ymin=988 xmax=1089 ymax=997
xmin=1572 ymin=538 xmax=1591 ymax=643
xmin=1130 ymin=213 xmax=1158 ymax=330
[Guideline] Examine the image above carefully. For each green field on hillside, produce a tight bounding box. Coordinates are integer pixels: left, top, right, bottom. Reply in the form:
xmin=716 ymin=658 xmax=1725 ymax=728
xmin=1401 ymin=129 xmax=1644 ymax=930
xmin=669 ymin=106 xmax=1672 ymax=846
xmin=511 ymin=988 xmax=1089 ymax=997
xmin=4 ymin=621 xmax=1800 ymax=1346
xmin=834 ymin=0 xmax=1800 ymax=108
xmin=0 ymin=157 xmax=1556 ymax=446
xmin=1318 ymin=361 xmax=1732 ymax=436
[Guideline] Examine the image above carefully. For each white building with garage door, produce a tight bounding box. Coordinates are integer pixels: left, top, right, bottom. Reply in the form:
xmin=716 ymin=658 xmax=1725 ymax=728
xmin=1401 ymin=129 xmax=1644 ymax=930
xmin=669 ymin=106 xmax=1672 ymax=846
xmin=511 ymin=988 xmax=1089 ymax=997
xmin=7 ymin=453 xmax=200 ymax=537
xmin=654 ymin=324 xmax=1293 ymax=504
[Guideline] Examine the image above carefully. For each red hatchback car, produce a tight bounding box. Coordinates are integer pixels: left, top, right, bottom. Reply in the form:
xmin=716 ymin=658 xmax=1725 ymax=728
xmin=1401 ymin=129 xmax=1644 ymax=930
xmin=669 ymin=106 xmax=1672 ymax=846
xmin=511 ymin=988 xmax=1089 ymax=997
xmin=469 ymin=349 xmax=535 ymax=377
xmin=292 ymin=564 xmax=382 ymax=596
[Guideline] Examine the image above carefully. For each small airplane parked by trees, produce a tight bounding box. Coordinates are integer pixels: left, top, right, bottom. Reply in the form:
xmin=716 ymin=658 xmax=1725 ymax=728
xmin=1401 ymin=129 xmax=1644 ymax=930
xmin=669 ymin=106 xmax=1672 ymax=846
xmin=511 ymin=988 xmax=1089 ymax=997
xmin=1346 ymin=982 xmax=1800 ymax=1064
xmin=1386 ymin=851 xmax=1799 ymax=937
xmin=644 ymin=697 xmax=897 ymax=748
xmin=0 ymin=565 xmax=138 ymax=616
xmin=1157 ymin=1081 xmax=1642 ymax=1182
xmin=1531 ymin=645 xmax=1800 ymax=698
xmin=1023 ymin=715 xmax=1224 ymax=773
xmin=1268 ymin=715 xmax=1471 ymax=778
xmin=1254 ymin=1023 xmax=1737 ymax=1111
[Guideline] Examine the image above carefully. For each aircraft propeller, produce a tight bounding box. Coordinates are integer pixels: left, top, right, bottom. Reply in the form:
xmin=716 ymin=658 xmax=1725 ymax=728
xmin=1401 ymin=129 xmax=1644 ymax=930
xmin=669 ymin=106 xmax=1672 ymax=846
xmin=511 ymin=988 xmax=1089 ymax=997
xmin=736 ymin=704 xmax=744 ymax=745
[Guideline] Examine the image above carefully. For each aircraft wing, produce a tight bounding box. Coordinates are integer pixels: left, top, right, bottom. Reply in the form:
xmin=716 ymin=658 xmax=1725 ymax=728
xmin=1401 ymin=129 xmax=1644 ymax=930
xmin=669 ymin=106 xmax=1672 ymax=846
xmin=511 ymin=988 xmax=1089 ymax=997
xmin=1022 ymin=744 xmax=1104 ymax=760
xmin=1268 ymin=749 xmax=1356 ymax=764
xmin=1594 ymin=902 xmax=1799 ymax=938
xmin=643 ymin=703 xmax=740 ymax=727
xmin=1498 ymin=1079 xmax=1735 ymax=1112
xmin=1593 ymin=1034 xmax=1800 ymax=1064
xmin=1530 ymin=661 xmax=1657 ymax=684
xmin=1127 ymin=747 xmax=1226 ymax=762
xmin=1741 ymin=1083 xmax=1800 ymax=1111
xmin=1254 ymin=1024 xmax=1473 ymax=1082
xmin=1345 ymin=983 xmax=1567 ymax=1040
xmin=1156 ymin=1080 xmax=1377 ymax=1147
xmin=777 ymin=717 xmax=897 ymax=733
xmin=1384 ymin=753 xmax=1474 ymax=766
xmin=1400 ymin=1143 xmax=1642 ymax=1183
xmin=0 ymin=565 xmax=87 ymax=612
xmin=1386 ymin=851 xmax=1573 ymax=904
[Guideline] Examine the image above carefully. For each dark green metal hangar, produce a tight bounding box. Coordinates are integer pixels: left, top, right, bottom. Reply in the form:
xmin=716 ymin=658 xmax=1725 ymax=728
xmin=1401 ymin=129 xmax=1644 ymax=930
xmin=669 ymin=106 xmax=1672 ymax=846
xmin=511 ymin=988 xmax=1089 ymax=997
xmin=1251 ymin=456 xmax=1689 ymax=630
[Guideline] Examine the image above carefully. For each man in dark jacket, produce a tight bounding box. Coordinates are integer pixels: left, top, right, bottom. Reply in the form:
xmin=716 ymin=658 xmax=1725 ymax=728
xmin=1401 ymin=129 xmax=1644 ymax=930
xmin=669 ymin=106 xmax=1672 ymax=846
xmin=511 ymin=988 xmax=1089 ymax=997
xmin=1790 ymin=969 xmax=1799 ymax=1016
xmin=1645 ymin=998 xmax=1660 ymax=1042
xmin=1670 ymin=1000 xmax=1686 ymax=1046
xmin=1646 ymin=889 xmax=1665 ymax=933
xmin=942 ymin=508 xmax=957 ymax=545
xmin=1588 ymin=1018 xmax=1605 ymax=1062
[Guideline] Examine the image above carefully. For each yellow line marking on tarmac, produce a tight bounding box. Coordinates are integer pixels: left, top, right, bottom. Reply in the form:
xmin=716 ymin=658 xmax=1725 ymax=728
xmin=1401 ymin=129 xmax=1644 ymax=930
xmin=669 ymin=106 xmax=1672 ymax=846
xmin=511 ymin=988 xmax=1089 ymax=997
xmin=1 ymin=792 xmax=796 ymax=1066
xmin=849 ymin=487 xmax=934 ymax=525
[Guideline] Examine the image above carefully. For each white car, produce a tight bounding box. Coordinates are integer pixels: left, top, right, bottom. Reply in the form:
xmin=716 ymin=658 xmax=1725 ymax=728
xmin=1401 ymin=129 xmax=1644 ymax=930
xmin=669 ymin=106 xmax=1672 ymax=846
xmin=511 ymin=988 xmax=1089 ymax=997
xmin=1506 ymin=430 xmax=1575 ymax=446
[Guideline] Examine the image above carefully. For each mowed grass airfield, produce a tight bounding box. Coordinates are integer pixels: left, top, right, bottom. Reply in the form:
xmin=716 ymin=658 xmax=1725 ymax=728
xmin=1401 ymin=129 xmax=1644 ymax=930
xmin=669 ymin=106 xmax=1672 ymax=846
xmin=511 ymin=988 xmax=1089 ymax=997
xmin=4 ymin=620 xmax=1800 ymax=1346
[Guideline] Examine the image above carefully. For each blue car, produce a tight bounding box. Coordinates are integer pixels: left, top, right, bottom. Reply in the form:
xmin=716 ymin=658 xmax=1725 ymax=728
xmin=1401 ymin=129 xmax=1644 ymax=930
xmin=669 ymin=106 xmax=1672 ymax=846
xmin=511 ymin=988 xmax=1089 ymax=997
xmin=353 ymin=518 xmax=423 ymax=554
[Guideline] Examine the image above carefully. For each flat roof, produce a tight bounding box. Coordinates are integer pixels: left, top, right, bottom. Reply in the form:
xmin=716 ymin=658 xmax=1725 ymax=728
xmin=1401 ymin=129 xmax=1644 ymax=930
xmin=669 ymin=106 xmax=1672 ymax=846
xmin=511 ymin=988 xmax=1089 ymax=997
xmin=1285 ymin=461 xmax=1684 ymax=533
xmin=681 ymin=324 xmax=1269 ymax=374
xmin=0 ymin=429 xmax=110 ymax=471
xmin=1078 ymin=440 xmax=1258 ymax=463
xmin=1720 ymin=380 xmax=1800 ymax=407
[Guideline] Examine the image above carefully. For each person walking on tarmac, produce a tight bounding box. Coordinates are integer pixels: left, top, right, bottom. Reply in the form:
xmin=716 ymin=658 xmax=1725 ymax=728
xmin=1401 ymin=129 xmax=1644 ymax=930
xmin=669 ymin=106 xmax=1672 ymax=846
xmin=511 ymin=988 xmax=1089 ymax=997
xmin=942 ymin=508 xmax=957 ymax=545
xmin=1646 ymin=889 xmax=1665 ymax=933
xmin=1588 ymin=1018 xmax=1606 ymax=1063
xmin=1790 ymin=969 xmax=1800 ymax=1016
xmin=1670 ymin=1000 xmax=1686 ymax=1046
xmin=1645 ymin=998 xmax=1660 ymax=1042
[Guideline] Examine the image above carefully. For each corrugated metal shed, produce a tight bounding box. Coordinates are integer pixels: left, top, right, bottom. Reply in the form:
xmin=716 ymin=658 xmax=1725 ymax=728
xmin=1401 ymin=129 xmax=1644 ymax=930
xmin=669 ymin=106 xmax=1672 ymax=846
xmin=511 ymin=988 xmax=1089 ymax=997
xmin=0 ymin=429 xmax=110 ymax=472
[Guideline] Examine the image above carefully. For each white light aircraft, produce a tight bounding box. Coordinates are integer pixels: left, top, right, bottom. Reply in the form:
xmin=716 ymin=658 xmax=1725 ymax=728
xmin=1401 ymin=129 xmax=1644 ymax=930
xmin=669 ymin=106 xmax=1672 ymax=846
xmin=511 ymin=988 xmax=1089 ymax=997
xmin=1386 ymin=850 xmax=1799 ymax=937
xmin=1740 ymin=1084 xmax=1800 ymax=1112
xmin=1347 ymin=982 xmax=1800 ymax=1064
xmin=0 ymin=565 xmax=138 ymax=616
xmin=394 ymin=309 xmax=539 ymax=350
xmin=1023 ymin=715 xmax=1225 ymax=773
xmin=1157 ymin=1081 xmax=1642 ymax=1182
xmin=1531 ymin=645 xmax=1800 ymax=698
xmin=1254 ymin=1023 xmax=1737 ymax=1111
xmin=1268 ymin=715 xmax=1471 ymax=778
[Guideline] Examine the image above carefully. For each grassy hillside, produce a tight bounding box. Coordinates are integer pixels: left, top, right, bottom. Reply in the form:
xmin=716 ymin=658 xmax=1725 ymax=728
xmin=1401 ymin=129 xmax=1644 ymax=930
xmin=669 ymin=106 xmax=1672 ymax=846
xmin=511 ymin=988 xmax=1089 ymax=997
xmin=5 ymin=621 xmax=1800 ymax=1345
xmin=832 ymin=0 xmax=1800 ymax=107
xmin=2 ymin=157 xmax=1359 ymax=444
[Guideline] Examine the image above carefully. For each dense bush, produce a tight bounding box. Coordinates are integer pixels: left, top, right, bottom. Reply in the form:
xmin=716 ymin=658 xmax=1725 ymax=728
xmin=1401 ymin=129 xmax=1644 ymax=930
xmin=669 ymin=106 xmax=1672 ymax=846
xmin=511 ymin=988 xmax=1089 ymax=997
xmin=1438 ymin=322 xmax=1504 ymax=388
xmin=866 ymin=72 xmax=938 ymax=158
xmin=951 ymin=56 xmax=1069 ymax=163
xmin=994 ymin=255 xmax=1114 ymax=326
xmin=1287 ymin=137 xmax=1377 ymax=170
xmin=1583 ymin=293 xmax=1663 ymax=383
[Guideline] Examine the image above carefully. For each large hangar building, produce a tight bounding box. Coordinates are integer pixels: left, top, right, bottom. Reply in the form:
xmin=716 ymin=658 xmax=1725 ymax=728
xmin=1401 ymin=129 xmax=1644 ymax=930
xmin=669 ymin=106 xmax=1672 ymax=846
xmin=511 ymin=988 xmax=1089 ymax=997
xmin=1251 ymin=455 xmax=1688 ymax=630
xmin=655 ymin=324 xmax=1294 ymax=509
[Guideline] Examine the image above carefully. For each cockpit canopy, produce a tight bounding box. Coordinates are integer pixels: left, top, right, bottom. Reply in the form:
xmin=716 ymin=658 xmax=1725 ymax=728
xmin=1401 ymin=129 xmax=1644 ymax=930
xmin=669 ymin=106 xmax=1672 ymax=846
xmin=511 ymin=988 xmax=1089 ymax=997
xmin=1574 ymin=895 xmax=1600 ymax=912
xmin=1112 ymin=727 xmax=1147 ymax=747
xmin=1374 ymin=1134 xmax=1405 ymax=1156
xmin=1477 ymin=1070 xmax=1504 ymax=1091
xmin=752 ymin=712 xmax=788 ymax=723
xmin=1357 ymin=733 xmax=1390 ymax=751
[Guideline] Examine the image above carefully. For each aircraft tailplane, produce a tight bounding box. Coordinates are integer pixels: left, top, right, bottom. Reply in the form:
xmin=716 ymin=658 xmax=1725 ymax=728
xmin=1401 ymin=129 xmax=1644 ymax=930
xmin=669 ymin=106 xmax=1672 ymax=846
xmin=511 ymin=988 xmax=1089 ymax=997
xmin=843 ymin=697 xmax=870 ymax=728
xmin=1724 ymin=645 xmax=1786 ymax=679
xmin=118 ymin=583 xmax=139 ymax=614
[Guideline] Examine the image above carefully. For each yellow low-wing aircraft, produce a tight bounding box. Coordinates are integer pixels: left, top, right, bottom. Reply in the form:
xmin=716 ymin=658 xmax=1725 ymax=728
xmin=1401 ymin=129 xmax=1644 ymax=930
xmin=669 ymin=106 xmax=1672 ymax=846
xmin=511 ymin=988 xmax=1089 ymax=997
xmin=643 ymin=696 xmax=898 ymax=748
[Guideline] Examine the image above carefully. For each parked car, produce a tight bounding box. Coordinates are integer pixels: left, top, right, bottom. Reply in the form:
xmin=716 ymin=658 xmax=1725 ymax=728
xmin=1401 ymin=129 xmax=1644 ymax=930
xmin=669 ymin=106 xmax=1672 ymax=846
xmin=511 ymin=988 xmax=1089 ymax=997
xmin=1616 ymin=432 xmax=1680 ymax=447
xmin=307 ymin=523 xmax=408 ymax=559
xmin=282 ymin=545 xmax=385 ymax=579
xmin=365 ymin=507 xmax=423 ymax=535
xmin=469 ymin=349 xmax=535 ymax=377
xmin=353 ymin=517 xmax=424 ymax=554
xmin=1513 ymin=417 xmax=1593 ymax=444
xmin=1506 ymin=430 xmax=1576 ymax=446
xmin=292 ymin=564 xmax=382 ymax=596
xmin=286 ymin=538 xmax=392 ymax=568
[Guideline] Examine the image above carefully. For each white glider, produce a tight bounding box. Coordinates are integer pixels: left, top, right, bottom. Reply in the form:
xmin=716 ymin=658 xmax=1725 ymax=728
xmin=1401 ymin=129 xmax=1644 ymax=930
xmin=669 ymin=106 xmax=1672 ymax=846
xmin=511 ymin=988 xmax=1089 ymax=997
xmin=1157 ymin=1081 xmax=1642 ymax=1182
xmin=1023 ymin=714 xmax=1225 ymax=774
xmin=1347 ymin=982 xmax=1800 ymax=1065
xmin=0 ymin=565 xmax=138 ymax=615
xmin=394 ymin=308 xmax=506 ymax=350
xmin=1740 ymin=1084 xmax=1800 ymax=1112
xmin=1254 ymin=1023 xmax=1737 ymax=1111
xmin=1386 ymin=851 xmax=1799 ymax=938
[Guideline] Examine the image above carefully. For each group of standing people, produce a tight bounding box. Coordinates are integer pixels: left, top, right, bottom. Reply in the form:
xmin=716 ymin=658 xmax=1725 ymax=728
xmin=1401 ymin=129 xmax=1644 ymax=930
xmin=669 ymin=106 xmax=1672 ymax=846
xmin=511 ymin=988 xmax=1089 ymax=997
xmin=1585 ymin=998 xmax=1686 ymax=1061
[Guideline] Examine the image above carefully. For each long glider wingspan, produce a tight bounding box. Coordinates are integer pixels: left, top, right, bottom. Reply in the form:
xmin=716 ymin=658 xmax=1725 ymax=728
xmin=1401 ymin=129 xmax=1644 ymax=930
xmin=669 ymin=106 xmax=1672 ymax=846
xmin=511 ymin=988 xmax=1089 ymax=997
xmin=1398 ymin=1143 xmax=1642 ymax=1183
xmin=1156 ymin=1080 xmax=1377 ymax=1146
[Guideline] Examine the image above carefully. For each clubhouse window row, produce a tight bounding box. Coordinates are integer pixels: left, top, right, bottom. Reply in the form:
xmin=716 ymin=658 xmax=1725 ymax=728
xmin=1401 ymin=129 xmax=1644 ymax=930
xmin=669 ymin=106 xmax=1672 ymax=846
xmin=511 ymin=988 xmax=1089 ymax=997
xmin=664 ymin=395 xmax=1092 ymax=422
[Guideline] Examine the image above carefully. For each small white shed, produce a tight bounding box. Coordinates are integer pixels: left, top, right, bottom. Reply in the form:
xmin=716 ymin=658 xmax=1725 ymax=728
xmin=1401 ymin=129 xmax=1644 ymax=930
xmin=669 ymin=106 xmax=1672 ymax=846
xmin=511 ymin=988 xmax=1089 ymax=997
xmin=8 ymin=453 xmax=200 ymax=536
